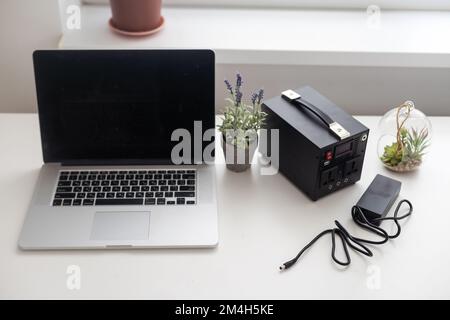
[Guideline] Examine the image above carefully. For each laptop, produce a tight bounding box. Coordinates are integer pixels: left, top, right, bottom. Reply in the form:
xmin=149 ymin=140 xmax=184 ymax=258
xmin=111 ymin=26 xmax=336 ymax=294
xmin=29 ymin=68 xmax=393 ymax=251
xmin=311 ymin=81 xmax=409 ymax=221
xmin=18 ymin=50 xmax=218 ymax=249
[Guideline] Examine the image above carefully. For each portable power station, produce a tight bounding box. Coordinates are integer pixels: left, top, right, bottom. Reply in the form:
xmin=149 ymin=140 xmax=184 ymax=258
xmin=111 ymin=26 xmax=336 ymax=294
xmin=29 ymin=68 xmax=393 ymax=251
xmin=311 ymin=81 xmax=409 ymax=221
xmin=262 ymin=86 xmax=369 ymax=201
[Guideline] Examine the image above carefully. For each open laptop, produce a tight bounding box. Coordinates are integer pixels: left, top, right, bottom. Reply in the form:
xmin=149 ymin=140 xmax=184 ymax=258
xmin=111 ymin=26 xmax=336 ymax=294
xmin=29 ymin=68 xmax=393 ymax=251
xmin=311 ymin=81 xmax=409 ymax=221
xmin=19 ymin=50 xmax=218 ymax=249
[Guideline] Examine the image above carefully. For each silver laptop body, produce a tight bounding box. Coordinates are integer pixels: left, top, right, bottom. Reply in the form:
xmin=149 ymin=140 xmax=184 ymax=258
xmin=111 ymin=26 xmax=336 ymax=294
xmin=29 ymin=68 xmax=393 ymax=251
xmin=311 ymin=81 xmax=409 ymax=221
xmin=19 ymin=50 xmax=218 ymax=249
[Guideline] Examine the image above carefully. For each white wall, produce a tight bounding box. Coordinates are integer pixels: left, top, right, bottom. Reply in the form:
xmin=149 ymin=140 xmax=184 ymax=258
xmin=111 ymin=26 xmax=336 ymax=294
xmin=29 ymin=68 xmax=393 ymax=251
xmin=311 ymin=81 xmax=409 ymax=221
xmin=0 ymin=0 xmax=61 ymax=113
xmin=216 ymin=64 xmax=450 ymax=116
xmin=0 ymin=1 xmax=449 ymax=116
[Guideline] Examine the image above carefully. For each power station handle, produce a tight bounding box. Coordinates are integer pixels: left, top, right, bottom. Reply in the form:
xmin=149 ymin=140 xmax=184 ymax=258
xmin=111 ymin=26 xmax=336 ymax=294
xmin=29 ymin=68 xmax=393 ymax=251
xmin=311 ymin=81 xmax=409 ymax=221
xmin=281 ymin=89 xmax=350 ymax=140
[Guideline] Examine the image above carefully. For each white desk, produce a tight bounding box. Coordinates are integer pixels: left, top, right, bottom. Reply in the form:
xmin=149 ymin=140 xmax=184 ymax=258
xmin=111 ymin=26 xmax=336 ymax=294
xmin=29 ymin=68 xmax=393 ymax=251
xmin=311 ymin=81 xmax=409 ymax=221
xmin=1 ymin=114 xmax=450 ymax=299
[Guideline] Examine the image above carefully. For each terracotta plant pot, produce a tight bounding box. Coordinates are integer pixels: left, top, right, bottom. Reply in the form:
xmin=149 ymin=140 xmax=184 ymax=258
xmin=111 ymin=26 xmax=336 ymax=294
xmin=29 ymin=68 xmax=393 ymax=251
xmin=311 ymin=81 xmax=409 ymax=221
xmin=221 ymin=135 xmax=258 ymax=173
xmin=109 ymin=0 xmax=162 ymax=33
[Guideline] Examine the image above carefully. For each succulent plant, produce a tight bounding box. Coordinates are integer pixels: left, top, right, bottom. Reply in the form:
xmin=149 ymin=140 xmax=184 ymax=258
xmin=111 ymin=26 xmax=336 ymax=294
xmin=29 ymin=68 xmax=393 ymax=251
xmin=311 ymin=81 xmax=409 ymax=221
xmin=381 ymin=127 xmax=430 ymax=170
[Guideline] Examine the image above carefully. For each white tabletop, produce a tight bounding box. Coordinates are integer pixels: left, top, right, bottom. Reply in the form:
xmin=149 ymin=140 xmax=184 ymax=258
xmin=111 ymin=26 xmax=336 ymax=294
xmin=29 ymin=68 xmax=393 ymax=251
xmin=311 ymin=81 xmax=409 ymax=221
xmin=1 ymin=114 xmax=449 ymax=299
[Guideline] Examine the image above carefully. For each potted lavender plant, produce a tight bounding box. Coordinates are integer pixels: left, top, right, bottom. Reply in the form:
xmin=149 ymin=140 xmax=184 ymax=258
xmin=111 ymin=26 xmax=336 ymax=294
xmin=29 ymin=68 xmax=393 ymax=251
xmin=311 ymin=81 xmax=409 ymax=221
xmin=218 ymin=73 xmax=266 ymax=172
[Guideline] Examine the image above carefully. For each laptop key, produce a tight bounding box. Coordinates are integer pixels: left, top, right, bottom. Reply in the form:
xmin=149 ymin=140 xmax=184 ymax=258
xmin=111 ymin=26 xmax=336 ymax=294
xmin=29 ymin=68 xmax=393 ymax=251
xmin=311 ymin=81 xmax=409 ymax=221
xmin=155 ymin=192 xmax=164 ymax=198
xmin=160 ymin=186 xmax=169 ymax=191
xmin=63 ymin=199 xmax=72 ymax=206
xmin=170 ymin=186 xmax=178 ymax=191
xmin=74 ymin=187 xmax=82 ymax=192
xmin=141 ymin=186 xmax=150 ymax=191
xmin=53 ymin=199 xmax=62 ymax=206
xmin=179 ymin=186 xmax=195 ymax=191
xmin=73 ymin=199 xmax=82 ymax=206
xmin=83 ymin=199 xmax=94 ymax=206
xmin=151 ymin=186 xmax=159 ymax=191
xmin=145 ymin=198 xmax=156 ymax=205
xmin=175 ymin=192 xmax=195 ymax=198
xmin=182 ymin=174 xmax=195 ymax=179
xmin=95 ymin=199 xmax=143 ymax=206
xmin=112 ymin=186 xmax=120 ymax=192
xmin=157 ymin=198 xmax=166 ymax=205
xmin=106 ymin=193 xmax=115 ymax=198
xmin=122 ymin=186 xmax=131 ymax=192
xmin=97 ymin=193 xmax=105 ymax=199
xmin=136 ymin=192 xmax=144 ymax=198
xmin=126 ymin=192 xmax=134 ymax=198
xmin=131 ymin=186 xmax=140 ymax=192
xmin=55 ymin=193 xmax=75 ymax=199
xmin=77 ymin=193 xmax=86 ymax=199
xmin=145 ymin=192 xmax=154 ymax=198
xmin=93 ymin=186 xmax=101 ymax=192
xmin=116 ymin=192 xmax=125 ymax=198
xmin=58 ymin=181 xmax=71 ymax=186
xmin=56 ymin=187 xmax=72 ymax=193
xmin=59 ymin=175 xmax=68 ymax=181
xmin=167 ymin=201 xmax=175 ymax=205
xmin=187 ymin=201 xmax=196 ymax=205
xmin=165 ymin=192 xmax=173 ymax=197
xmin=87 ymin=193 xmax=95 ymax=199
xmin=176 ymin=198 xmax=185 ymax=205
xmin=187 ymin=180 xmax=195 ymax=185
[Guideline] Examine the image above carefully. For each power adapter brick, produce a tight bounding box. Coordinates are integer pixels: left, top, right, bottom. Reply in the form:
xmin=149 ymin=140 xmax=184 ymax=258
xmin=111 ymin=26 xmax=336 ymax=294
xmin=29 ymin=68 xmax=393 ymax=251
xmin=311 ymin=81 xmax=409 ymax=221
xmin=356 ymin=174 xmax=402 ymax=226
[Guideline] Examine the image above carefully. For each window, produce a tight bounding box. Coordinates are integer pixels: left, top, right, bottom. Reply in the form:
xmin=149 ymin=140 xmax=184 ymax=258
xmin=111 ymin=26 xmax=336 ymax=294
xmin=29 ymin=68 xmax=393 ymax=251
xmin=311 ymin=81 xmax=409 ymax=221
xmin=82 ymin=0 xmax=450 ymax=10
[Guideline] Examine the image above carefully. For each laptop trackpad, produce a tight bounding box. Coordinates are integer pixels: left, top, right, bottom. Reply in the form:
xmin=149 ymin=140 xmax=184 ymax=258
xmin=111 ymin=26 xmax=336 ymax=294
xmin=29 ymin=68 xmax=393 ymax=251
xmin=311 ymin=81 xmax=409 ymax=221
xmin=90 ymin=211 xmax=150 ymax=241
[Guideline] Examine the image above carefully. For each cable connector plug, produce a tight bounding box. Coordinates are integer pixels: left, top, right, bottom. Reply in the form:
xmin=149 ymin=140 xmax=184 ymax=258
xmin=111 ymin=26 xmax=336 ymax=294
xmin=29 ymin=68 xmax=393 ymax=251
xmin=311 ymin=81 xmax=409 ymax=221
xmin=279 ymin=259 xmax=297 ymax=271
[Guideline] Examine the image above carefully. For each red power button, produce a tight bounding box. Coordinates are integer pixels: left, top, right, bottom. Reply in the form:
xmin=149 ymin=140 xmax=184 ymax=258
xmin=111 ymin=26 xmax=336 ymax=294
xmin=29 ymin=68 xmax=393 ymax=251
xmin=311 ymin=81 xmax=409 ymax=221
xmin=325 ymin=151 xmax=333 ymax=161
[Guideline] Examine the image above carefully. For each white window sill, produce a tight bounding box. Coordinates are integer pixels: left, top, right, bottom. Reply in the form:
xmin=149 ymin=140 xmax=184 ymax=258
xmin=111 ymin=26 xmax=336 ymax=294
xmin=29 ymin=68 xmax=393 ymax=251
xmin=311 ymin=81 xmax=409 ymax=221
xmin=59 ymin=5 xmax=450 ymax=68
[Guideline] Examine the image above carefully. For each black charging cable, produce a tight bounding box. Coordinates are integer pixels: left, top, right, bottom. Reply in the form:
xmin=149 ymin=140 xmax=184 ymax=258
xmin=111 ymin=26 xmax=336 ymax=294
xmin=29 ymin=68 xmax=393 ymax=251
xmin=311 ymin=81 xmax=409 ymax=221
xmin=279 ymin=199 xmax=413 ymax=271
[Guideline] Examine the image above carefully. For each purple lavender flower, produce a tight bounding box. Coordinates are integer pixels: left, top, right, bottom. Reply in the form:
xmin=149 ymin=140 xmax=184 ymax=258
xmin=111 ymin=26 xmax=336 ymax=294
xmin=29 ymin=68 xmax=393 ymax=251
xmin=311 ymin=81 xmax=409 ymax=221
xmin=257 ymin=88 xmax=264 ymax=104
xmin=251 ymin=92 xmax=258 ymax=105
xmin=224 ymin=79 xmax=233 ymax=95
xmin=236 ymin=73 xmax=242 ymax=90
xmin=235 ymin=90 xmax=243 ymax=106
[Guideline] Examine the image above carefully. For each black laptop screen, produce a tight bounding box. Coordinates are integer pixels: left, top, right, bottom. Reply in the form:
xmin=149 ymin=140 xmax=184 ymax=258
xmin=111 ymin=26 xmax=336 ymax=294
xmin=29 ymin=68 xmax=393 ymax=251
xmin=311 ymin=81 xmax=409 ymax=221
xmin=33 ymin=50 xmax=215 ymax=164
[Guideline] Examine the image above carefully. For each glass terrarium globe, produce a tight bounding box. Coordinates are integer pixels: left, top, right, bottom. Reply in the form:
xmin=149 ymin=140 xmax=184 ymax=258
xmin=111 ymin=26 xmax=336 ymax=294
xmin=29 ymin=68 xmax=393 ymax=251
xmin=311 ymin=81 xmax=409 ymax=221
xmin=377 ymin=101 xmax=432 ymax=172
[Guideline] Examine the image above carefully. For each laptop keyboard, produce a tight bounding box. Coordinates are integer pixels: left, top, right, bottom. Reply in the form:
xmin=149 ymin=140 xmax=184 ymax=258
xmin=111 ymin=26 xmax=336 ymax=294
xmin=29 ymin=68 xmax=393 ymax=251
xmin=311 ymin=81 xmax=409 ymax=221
xmin=51 ymin=170 xmax=196 ymax=206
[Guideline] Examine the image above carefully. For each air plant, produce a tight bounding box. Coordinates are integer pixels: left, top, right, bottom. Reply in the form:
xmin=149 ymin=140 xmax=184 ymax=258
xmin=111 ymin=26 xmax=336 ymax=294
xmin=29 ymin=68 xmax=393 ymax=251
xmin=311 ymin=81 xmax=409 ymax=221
xmin=380 ymin=101 xmax=430 ymax=171
xmin=218 ymin=73 xmax=267 ymax=149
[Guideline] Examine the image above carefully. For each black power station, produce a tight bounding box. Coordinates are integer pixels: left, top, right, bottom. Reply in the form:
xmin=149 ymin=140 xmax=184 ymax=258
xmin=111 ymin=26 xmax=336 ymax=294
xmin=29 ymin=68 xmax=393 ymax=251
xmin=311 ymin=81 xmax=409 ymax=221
xmin=262 ymin=86 xmax=369 ymax=201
